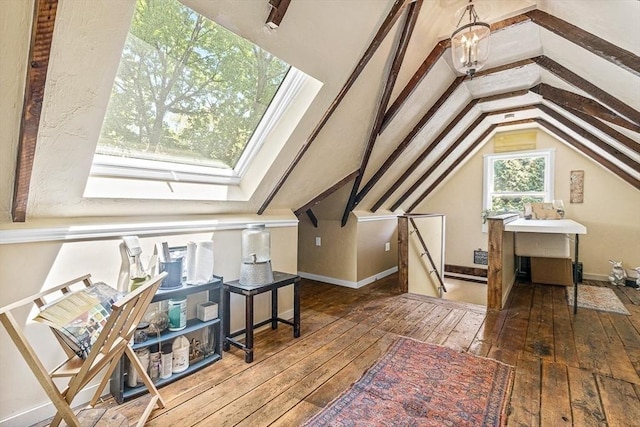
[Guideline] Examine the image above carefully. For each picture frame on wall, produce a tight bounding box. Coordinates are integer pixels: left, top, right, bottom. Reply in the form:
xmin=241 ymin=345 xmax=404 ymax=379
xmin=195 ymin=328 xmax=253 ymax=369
xmin=570 ymin=170 xmax=584 ymax=203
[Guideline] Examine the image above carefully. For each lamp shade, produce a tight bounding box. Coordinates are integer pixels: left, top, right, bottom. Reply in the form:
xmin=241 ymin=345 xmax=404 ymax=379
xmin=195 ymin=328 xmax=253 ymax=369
xmin=451 ymin=4 xmax=490 ymax=77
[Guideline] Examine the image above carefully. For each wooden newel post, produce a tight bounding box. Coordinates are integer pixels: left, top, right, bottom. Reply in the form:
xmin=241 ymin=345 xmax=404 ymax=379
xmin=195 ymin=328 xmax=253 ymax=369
xmin=487 ymin=217 xmax=505 ymax=311
xmin=398 ymin=216 xmax=409 ymax=293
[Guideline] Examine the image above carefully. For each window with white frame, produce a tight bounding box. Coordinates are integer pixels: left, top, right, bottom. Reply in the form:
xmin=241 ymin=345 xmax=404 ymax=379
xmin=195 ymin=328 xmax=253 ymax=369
xmin=483 ymin=149 xmax=555 ymax=215
xmin=91 ymin=0 xmax=310 ymax=185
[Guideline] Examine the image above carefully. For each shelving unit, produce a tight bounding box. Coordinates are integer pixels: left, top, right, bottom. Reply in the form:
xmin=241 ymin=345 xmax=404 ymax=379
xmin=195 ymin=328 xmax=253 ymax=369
xmin=110 ymin=277 xmax=223 ymax=403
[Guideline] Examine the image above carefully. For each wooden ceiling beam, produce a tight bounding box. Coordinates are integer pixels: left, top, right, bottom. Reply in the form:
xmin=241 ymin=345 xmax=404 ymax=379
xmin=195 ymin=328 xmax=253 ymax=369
xmin=470 ymin=58 xmax=536 ymax=79
xmin=265 ymin=0 xmax=291 ymax=29
xmin=538 ymin=104 xmax=639 ymax=173
xmin=394 ymin=114 xmax=543 ymax=211
xmin=305 ymin=209 xmax=318 ymax=228
xmin=370 ymin=99 xmax=480 ymax=211
xmin=536 ymin=119 xmax=639 ymax=190
xmin=486 ymin=104 xmax=540 ymax=116
xmin=11 ymin=0 xmax=59 ymax=222
xmin=407 ymin=124 xmax=497 ymax=212
xmin=407 ymin=118 xmax=537 ymax=212
xmin=380 ymin=40 xmax=450 ymax=130
xmin=533 ymin=56 xmax=640 ymax=125
xmin=477 ymin=89 xmax=530 ymax=104
xmin=258 ymin=0 xmax=410 ymax=214
xmin=561 ymin=107 xmax=639 ymax=155
xmin=531 ymin=83 xmax=640 ymax=132
xmin=390 ymin=113 xmax=488 ymax=211
xmin=381 ymin=14 xmax=531 ymax=132
xmin=341 ymin=0 xmax=423 ymax=226
xmin=293 ymin=170 xmax=359 ymax=217
xmin=384 ymin=98 xmax=639 ymax=212
xmin=356 ymin=76 xmax=466 ymax=205
xmin=368 ymin=72 xmax=638 ymax=212
xmin=525 ymin=9 xmax=640 ymax=77
xmin=368 ymin=85 xmax=539 ymax=212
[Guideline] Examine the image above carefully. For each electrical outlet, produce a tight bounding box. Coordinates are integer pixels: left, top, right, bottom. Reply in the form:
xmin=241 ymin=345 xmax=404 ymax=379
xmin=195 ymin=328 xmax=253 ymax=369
xmin=384 ymin=242 xmax=390 ymax=252
xmin=315 ymin=237 xmax=321 ymax=246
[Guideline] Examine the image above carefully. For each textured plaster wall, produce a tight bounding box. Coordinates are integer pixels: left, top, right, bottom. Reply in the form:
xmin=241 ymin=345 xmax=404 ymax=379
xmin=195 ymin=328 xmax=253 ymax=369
xmin=356 ymin=218 xmax=397 ymax=281
xmin=297 ymin=216 xmax=357 ymax=282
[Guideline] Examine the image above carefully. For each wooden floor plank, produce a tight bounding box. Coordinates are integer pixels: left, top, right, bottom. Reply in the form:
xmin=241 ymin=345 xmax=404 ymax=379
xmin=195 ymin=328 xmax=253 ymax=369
xmin=443 ymin=310 xmax=486 ymax=351
xmin=196 ymin=324 xmax=384 ymax=426
xmin=508 ymin=351 xmax=541 ymax=427
xmin=402 ymin=304 xmax=452 ymax=342
xmin=145 ymin=318 xmax=361 ymax=426
xmin=293 ymin=333 xmax=397 ymax=420
xmin=567 ymin=366 xmax=607 ymax=426
xmin=551 ymin=285 xmax=579 ymax=367
xmin=386 ymin=301 xmax=435 ymax=335
xmin=540 ymin=360 xmax=572 ymax=425
xmin=597 ymin=311 xmax=640 ymax=384
xmin=494 ymin=284 xmax=534 ymax=355
xmin=468 ymin=306 xmax=510 ymax=357
xmin=596 ymin=374 xmax=640 ymax=426
xmin=571 ymin=308 xmax=613 ymax=377
xmin=424 ymin=307 xmax=466 ymax=345
xmin=525 ymin=285 xmax=555 ymax=360
xmin=234 ymin=329 xmax=387 ymax=427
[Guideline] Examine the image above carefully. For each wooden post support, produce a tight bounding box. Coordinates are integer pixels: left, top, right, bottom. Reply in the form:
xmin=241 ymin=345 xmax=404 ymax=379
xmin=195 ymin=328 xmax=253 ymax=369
xmin=397 ymin=216 xmax=409 ymax=293
xmin=487 ymin=217 xmax=506 ymax=311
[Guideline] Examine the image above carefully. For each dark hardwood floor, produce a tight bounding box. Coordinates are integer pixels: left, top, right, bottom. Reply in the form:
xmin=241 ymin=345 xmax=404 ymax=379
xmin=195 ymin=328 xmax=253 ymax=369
xmin=88 ymin=275 xmax=640 ymax=426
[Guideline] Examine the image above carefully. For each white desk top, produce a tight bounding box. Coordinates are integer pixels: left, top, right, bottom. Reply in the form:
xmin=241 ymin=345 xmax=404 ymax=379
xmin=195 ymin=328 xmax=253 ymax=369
xmin=505 ymin=218 xmax=587 ymax=234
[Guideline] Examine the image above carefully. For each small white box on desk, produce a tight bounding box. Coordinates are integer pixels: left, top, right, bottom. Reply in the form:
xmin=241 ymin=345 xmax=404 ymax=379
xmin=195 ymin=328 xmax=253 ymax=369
xmin=197 ymin=302 xmax=218 ymax=321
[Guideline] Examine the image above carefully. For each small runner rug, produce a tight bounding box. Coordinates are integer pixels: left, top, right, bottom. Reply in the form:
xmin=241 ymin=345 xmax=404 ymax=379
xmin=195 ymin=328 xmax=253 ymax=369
xmin=304 ymin=337 xmax=514 ymax=427
xmin=567 ymin=285 xmax=630 ymax=315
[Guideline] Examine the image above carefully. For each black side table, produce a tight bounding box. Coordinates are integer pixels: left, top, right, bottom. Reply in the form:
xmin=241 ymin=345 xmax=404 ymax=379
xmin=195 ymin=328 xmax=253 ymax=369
xmin=223 ymin=271 xmax=300 ymax=363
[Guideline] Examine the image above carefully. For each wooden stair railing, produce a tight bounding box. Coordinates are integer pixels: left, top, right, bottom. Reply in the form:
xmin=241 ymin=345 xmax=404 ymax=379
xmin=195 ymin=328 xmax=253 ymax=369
xmin=408 ymin=217 xmax=447 ymax=295
xmin=398 ymin=214 xmax=446 ymax=294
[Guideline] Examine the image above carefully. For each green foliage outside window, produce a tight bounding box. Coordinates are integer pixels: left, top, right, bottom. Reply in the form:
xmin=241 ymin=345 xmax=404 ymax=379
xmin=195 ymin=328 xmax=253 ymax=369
xmin=489 ymin=155 xmax=547 ymax=214
xmin=97 ymin=0 xmax=290 ymax=169
xmin=493 ymin=157 xmax=545 ymax=192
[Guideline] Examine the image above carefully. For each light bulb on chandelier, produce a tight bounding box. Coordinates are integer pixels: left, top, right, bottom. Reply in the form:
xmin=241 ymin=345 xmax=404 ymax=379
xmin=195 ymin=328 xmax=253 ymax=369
xmin=451 ymin=0 xmax=490 ymax=78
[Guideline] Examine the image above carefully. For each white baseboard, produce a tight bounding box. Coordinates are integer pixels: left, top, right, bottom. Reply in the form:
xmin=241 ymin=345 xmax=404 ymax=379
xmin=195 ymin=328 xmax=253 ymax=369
xmin=0 ymin=383 xmax=104 ymax=427
xmin=298 ymin=266 xmax=398 ymax=289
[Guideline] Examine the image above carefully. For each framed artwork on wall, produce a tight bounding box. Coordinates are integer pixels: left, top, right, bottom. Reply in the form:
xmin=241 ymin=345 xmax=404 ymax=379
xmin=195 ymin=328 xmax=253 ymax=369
xmin=570 ymin=170 xmax=584 ymax=203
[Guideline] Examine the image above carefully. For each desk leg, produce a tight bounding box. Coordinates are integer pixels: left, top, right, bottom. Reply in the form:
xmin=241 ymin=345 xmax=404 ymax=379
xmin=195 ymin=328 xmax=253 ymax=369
xmin=223 ymin=289 xmax=230 ymax=351
xmin=573 ymin=234 xmax=579 ymax=315
xmin=245 ymin=295 xmax=254 ymax=363
xmin=293 ymin=281 xmax=300 ymax=338
xmin=271 ymin=289 xmax=278 ymax=330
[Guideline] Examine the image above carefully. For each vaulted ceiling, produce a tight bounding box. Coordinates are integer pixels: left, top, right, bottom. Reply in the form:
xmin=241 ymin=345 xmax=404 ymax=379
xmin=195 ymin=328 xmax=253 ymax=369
xmin=274 ymin=0 xmax=640 ymax=225
xmin=2 ymin=0 xmax=638 ymax=223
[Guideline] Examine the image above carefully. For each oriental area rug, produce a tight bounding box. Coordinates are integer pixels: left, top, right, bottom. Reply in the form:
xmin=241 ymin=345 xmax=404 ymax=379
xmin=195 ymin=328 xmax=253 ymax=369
xmin=567 ymin=285 xmax=630 ymax=315
xmin=304 ymin=337 xmax=514 ymax=427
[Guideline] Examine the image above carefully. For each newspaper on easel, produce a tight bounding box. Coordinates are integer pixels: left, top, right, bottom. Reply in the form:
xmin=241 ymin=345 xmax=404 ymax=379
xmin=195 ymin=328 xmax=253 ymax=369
xmin=33 ymin=283 xmax=125 ymax=359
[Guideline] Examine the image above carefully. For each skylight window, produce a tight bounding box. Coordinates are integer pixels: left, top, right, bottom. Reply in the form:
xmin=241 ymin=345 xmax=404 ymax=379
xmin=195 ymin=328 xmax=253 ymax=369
xmin=92 ymin=0 xmax=302 ymax=184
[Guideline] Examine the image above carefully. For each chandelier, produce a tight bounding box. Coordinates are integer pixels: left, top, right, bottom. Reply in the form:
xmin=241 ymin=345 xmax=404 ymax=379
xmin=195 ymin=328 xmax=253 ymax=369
xmin=451 ymin=0 xmax=490 ymax=77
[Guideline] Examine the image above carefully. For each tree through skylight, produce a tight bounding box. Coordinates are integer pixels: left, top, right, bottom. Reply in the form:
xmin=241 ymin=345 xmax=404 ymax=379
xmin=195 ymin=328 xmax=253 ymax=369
xmin=97 ymin=0 xmax=291 ymax=170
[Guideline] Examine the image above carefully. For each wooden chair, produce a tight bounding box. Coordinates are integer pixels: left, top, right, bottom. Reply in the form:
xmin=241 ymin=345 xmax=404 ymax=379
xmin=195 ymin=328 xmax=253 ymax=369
xmin=0 ymin=273 xmax=167 ymax=427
